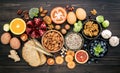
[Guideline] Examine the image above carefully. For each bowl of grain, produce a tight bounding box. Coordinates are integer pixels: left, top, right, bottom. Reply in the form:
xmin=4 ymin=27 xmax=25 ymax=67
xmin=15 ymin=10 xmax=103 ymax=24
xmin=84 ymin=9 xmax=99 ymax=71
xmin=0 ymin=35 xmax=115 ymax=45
xmin=65 ymin=32 xmax=84 ymax=50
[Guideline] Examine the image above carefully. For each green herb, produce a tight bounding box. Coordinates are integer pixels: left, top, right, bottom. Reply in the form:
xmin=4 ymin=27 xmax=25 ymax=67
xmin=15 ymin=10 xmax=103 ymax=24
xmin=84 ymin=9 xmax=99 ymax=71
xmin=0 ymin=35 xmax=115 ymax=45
xmin=94 ymin=44 xmax=104 ymax=56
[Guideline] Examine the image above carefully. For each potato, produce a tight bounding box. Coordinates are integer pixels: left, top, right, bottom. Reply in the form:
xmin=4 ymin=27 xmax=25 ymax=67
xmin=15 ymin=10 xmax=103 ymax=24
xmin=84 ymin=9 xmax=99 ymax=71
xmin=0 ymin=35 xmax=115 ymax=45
xmin=1 ymin=32 xmax=11 ymax=44
xmin=67 ymin=12 xmax=77 ymax=25
xmin=76 ymin=8 xmax=87 ymax=20
xmin=10 ymin=37 xmax=21 ymax=50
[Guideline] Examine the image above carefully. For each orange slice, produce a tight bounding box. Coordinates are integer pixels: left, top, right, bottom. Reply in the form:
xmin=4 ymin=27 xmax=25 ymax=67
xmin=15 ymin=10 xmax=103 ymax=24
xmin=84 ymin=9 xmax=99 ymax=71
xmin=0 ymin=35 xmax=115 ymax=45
xmin=67 ymin=61 xmax=76 ymax=69
xmin=10 ymin=18 xmax=26 ymax=35
xmin=65 ymin=55 xmax=73 ymax=63
xmin=50 ymin=7 xmax=67 ymax=24
xmin=75 ymin=50 xmax=89 ymax=64
xmin=55 ymin=56 xmax=64 ymax=64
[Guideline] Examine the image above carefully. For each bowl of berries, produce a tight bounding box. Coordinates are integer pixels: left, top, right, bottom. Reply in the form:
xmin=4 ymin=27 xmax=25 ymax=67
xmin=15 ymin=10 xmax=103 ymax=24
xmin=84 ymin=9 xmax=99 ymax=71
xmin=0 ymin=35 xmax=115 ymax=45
xmin=89 ymin=39 xmax=108 ymax=57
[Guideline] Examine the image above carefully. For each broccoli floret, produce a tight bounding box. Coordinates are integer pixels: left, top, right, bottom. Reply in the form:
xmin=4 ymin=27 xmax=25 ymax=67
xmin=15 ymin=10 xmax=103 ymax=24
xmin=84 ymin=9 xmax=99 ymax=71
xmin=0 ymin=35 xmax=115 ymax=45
xmin=29 ymin=8 xmax=39 ymax=19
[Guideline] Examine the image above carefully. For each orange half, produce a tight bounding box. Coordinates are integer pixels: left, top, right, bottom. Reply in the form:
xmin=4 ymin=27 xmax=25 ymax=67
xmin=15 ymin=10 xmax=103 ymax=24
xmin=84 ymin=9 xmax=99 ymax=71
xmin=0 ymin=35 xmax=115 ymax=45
xmin=10 ymin=18 xmax=26 ymax=35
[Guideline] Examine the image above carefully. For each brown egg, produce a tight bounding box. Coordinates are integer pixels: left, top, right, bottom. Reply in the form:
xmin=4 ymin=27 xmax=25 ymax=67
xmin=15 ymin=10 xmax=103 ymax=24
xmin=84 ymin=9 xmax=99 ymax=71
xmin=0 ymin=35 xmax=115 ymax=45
xmin=1 ymin=32 xmax=11 ymax=44
xmin=10 ymin=37 xmax=21 ymax=49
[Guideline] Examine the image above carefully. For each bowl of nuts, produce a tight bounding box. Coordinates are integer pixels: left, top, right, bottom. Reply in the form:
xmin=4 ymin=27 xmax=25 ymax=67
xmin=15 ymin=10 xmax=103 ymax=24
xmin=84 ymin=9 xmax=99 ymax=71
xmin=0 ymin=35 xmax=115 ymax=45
xmin=41 ymin=30 xmax=64 ymax=53
xmin=82 ymin=19 xmax=102 ymax=40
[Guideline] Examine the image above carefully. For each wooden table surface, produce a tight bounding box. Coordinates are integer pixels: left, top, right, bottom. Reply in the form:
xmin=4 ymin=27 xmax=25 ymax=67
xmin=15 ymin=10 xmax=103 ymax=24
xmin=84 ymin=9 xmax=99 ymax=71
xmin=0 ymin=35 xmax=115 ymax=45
xmin=0 ymin=0 xmax=120 ymax=73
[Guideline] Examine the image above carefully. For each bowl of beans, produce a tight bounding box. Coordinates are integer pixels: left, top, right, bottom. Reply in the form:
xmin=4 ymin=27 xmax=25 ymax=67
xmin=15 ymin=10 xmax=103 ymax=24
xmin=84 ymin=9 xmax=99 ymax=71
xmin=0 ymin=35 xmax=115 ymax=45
xmin=41 ymin=30 xmax=64 ymax=53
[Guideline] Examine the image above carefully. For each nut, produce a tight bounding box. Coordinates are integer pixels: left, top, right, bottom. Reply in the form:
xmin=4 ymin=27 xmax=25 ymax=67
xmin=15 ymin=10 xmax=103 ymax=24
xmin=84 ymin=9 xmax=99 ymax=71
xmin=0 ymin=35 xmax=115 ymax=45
xmin=17 ymin=9 xmax=23 ymax=15
xmin=42 ymin=10 xmax=48 ymax=14
xmin=40 ymin=6 xmax=43 ymax=12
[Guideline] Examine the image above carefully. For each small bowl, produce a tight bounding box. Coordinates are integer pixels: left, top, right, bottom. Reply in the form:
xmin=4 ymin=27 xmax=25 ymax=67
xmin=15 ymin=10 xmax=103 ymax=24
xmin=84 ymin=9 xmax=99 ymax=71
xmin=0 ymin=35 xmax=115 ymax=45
xmin=65 ymin=32 xmax=84 ymax=50
xmin=41 ymin=30 xmax=64 ymax=53
xmin=88 ymin=39 xmax=108 ymax=58
xmin=82 ymin=19 xmax=102 ymax=40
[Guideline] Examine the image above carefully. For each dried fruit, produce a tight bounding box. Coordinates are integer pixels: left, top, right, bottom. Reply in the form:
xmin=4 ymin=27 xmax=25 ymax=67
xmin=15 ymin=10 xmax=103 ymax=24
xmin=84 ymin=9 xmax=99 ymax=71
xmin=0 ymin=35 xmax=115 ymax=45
xmin=20 ymin=33 xmax=28 ymax=41
xmin=47 ymin=58 xmax=55 ymax=65
xmin=43 ymin=16 xmax=52 ymax=25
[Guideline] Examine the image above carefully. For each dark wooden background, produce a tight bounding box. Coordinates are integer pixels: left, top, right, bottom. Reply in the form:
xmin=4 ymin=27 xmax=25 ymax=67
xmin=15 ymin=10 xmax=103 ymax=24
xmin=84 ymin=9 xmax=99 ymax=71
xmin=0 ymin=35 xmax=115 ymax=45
xmin=0 ymin=0 xmax=120 ymax=73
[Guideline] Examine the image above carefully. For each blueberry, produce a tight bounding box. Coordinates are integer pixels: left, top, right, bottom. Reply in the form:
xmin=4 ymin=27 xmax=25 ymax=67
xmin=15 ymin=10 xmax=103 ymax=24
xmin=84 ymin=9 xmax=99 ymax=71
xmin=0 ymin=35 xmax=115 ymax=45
xmin=84 ymin=44 xmax=87 ymax=47
xmin=100 ymin=53 xmax=104 ymax=57
xmin=90 ymin=49 xmax=93 ymax=51
xmin=91 ymin=58 xmax=95 ymax=61
xmin=88 ymin=61 xmax=91 ymax=64
xmin=90 ymin=51 xmax=93 ymax=54
xmin=103 ymin=46 xmax=106 ymax=49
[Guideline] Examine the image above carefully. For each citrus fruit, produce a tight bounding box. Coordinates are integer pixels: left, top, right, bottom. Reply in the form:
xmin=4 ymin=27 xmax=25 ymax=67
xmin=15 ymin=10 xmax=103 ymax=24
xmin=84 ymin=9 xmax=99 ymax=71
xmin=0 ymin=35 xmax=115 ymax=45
xmin=10 ymin=18 xmax=26 ymax=35
xmin=50 ymin=7 xmax=67 ymax=24
xmin=75 ymin=50 xmax=89 ymax=64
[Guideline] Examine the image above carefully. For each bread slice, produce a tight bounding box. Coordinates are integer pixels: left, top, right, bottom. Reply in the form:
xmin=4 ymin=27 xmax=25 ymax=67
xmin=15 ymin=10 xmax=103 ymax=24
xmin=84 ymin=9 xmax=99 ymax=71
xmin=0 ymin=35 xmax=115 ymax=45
xmin=22 ymin=40 xmax=41 ymax=67
xmin=39 ymin=52 xmax=47 ymax=65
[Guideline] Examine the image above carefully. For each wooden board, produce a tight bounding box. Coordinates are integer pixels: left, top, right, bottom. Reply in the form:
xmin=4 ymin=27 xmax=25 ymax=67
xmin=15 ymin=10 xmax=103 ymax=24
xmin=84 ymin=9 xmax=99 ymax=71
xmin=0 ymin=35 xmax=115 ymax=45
xmin=0 ymin=0 xmax=120 ymax=73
